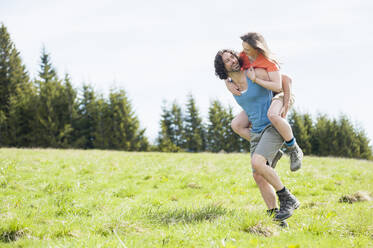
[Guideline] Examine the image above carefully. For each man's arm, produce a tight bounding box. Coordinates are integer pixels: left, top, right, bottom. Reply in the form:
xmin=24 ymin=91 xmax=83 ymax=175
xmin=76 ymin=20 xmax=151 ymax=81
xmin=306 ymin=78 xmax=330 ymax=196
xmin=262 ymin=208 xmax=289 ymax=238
xmin=247 ymin=68 xmax=282 ymax=92
xmin=225 ymin=78 xmax=241 ymax=96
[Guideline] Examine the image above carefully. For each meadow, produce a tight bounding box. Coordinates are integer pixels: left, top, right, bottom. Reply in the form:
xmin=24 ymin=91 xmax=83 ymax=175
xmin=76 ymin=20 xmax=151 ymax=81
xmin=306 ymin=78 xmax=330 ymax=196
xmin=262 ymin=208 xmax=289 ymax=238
xmin=0 ymin=148 xmax=372 ymax=247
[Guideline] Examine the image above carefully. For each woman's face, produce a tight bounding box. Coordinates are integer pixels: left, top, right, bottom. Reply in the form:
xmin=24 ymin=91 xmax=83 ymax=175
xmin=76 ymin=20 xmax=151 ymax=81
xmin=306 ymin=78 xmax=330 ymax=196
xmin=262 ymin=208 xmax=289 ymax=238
xmin=242 ymin=41 xmax=257 ymax=57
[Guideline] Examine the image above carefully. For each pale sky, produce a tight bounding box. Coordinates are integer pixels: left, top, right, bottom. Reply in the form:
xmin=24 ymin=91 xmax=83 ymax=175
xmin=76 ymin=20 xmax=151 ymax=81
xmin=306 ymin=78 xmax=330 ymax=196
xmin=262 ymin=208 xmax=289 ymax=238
xmin=1 ymin=0 xmax=373 ymax=145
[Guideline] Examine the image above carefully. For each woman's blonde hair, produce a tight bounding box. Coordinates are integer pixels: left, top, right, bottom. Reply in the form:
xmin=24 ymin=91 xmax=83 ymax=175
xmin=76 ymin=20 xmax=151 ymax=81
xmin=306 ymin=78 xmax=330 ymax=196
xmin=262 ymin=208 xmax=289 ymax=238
xmin=240 ymin=32 xmax=280 ymax=68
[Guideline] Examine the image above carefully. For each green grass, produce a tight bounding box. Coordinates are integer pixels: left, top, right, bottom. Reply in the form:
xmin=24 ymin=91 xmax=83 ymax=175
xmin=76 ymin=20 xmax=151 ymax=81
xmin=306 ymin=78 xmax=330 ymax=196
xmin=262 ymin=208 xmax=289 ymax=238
xmin=0 ymin=148 xmax=372 ymax=247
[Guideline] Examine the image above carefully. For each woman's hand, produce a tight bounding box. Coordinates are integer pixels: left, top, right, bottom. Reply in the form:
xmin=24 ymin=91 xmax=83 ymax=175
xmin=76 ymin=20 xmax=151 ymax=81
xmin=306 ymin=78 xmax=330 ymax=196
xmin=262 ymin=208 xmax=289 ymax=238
xmin=246 ymin=67 xmax=256 ymax=82
xmin=280 ymin=93 xmax=291 ymax=118
xmin=225 ymin=79 xmax=241 ymax=96
xmin=280 ymin=102 xmax=290 ymax=118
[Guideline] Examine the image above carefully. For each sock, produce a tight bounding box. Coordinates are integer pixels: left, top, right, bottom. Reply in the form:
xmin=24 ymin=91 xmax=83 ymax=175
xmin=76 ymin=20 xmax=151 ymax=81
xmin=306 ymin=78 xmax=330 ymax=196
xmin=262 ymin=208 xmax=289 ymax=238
xmin=285 ymin=137 xmax=295 ymax=147
xmin=276 ymin=187 xmax=286 ymax=194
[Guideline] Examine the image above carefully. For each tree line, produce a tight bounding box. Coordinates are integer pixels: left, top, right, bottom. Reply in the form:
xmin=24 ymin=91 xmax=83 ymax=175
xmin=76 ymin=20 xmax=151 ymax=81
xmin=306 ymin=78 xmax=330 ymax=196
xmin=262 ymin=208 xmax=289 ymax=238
xmin=0 ymin=24 xmax=148 ymax=150
xmin=157 ymin=97 xmax=248 ymax=153
xmin=157 ymin=99 xmax=373 ymax=160
xmin=0 ymin=23 xmax=372 ymax=159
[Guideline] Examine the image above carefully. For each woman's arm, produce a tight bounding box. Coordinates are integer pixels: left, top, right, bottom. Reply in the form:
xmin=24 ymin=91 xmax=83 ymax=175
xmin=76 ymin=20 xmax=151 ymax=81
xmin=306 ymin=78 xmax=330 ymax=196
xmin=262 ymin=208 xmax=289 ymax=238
xmin=247 ymin=67 xmax=282 ymax=92
xmin=253 ymin=69 xmax=292 ymax=117
xmin=280 ymin=74 xmax=292 ymax=118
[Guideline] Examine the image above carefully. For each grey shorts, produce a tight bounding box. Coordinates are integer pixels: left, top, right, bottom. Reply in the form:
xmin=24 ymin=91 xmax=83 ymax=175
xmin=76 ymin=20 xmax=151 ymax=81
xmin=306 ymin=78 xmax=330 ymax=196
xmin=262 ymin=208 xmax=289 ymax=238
xmin=250 ymin=124 xmax=284 ymax=170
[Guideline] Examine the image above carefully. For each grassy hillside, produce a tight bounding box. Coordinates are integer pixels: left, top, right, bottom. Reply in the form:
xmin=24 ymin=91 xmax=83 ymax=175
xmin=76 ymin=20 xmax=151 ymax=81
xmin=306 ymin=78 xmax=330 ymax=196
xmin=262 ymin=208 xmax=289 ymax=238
xmin=0 ymin=148 xmax=372 ymax=247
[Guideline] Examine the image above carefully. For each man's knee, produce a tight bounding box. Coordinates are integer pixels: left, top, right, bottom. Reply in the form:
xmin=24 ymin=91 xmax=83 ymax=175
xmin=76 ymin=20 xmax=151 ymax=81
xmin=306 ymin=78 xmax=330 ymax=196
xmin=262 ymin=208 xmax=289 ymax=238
xmin=251 ymin=155 xmax=266 ymax=173
xmin=252 ymin=171 xmax=266 ymax=184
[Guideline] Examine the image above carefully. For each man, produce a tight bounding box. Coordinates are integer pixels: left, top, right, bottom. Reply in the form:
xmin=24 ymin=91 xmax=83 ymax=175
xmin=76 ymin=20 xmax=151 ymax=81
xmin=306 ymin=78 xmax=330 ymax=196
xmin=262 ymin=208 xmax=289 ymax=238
xmin=214 ymin=49 xmax=300 ymax=223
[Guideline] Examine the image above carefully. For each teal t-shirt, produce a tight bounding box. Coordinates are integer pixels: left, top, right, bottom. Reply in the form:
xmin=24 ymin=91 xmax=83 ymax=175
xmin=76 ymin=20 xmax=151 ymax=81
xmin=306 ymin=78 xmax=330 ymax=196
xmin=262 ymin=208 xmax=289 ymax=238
xmin=233 ymin=72 xmax=273 ymax=133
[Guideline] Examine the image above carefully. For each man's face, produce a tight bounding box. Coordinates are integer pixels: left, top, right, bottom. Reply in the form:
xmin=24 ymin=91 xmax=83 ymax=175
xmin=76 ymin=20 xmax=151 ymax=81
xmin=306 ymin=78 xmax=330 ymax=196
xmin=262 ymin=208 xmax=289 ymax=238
xmin=222 ymin=52 xmax=240 ymax=72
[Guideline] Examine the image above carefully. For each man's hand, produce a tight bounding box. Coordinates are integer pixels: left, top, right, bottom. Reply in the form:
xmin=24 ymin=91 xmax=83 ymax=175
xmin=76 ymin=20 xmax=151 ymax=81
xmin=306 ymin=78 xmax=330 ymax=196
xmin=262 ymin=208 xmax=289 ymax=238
xmin=246 ymin=67 xmax=256 ymax=82
xmin=225 ymin=79 xmax=241 ymax=96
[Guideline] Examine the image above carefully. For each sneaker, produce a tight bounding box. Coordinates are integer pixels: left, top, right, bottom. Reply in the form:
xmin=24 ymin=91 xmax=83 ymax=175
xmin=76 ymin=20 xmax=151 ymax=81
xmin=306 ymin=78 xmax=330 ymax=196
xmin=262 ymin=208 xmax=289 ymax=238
xmin=271 ymin=150 xmax=283 ymax=169
xmin=287 ymin=143 xmax=303 ymax=171
xmin=275 ymin=188 xmax=300 ymax=221
xmin=266 ymin=208 xmax=288 ymax=228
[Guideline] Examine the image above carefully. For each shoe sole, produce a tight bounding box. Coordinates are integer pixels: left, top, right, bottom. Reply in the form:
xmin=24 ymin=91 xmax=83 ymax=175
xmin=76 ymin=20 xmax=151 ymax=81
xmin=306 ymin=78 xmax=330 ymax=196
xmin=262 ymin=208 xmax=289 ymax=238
xmin=279 ymin=221 xmax=289 ymax=228
xmin=290 ymin=164 xmax=302 ymax=171
xmin=290 ymin=152 xmax=303 ymax=172
xmin=275 ymin=201 xmax=301 ymax=221
xmin=271 ymin=150 xmax=283 ymax=169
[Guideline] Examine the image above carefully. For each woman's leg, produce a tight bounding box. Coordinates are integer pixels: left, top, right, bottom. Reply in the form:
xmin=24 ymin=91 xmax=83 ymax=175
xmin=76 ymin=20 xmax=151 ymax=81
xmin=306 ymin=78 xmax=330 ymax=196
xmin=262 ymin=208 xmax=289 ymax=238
xmin=231 ymin=110 xmax=251 ymax=141
xmin=267 ymin=99 xmax=303 ymax=171
xmin=267 ymin=99 xmax=293 ymax=141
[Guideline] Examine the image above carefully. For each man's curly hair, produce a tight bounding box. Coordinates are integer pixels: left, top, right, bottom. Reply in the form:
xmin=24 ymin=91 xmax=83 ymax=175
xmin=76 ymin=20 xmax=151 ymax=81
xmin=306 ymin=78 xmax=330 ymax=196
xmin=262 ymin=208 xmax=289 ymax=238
xmin=214 ymin=49 xmax=241 ymax=80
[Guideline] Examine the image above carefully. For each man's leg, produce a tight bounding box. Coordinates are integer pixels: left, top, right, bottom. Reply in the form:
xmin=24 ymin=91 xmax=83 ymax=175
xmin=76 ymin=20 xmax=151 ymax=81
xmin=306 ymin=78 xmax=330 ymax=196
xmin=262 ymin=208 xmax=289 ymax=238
xmin=252 ymin=172 xmax=277 ymax=209
xmin=251 ymin=154 xmax=284 ymax=191
xmin=252 ymin=171 xmax=288 ymax=227
xmin=251 ymin=153 xmax=300 ymax=221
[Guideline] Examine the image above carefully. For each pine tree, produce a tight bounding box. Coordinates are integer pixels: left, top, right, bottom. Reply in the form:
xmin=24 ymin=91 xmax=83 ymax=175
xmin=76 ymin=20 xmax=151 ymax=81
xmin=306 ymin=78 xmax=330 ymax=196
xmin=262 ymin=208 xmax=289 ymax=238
xmin=206 ymin=101 xmax=246 ymax=153
xmin=58 ymin=73 xmax=78 ymax=147
xmin=0 ymin=24 xmax=14 ymax=120
xmin=302 ymin=113 xmax=314 ymax=155
xmin=207 ymin=100 xmax=226 ymax=152
xmin=7 ymin=81 xmax=36 ymax=147
xmin=157 ymin=124 xmax=181 ymax=152
xmin=183 ymin=94 xmax=205 ymax=152
xmin=38 ymin=46 xmax=57 ymax=84
xmin=335 ymin=115 xmax=359 ymax=158
xmin=91 ymin=96 xmax=110 ymax=149
xmin=226 ymin=106 xmax=248 ymax=152
xmin=169 ymin=102 xmax=185 ymax=148
xmin=288 ymin=110 xmax=312 ymax=155
xmin=0 ymin=23 xmax=32 ymax=146
xmin=105 ymin=88 xmax=148 ymax=151
xmin=156 ymin=101 xmax=181 ymax=152
xmin=74 ymin=84 xmax=99 ymax=149
xmin=34 ymin=47 xmax=67 ymax=147
xmin=355 ymin=129 xmax=373 ymax=160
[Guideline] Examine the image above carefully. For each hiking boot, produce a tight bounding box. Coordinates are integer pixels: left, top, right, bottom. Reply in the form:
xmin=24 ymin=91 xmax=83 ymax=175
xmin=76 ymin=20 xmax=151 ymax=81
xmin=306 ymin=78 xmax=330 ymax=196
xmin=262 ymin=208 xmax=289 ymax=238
xmin=287 ymin=143 xmax=303 ymax=171
xmin=278 ymin=219 xmax=289 ymax=228
xmin=271 ymin=150 xmax=283 ymax=169
xmin=275 ymin=188 xmax=300 ymax=221
xmin=266 ymin=208 xmax=278 ymax=217
xmin=266 ymin=208 xmax=288 ymax=228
